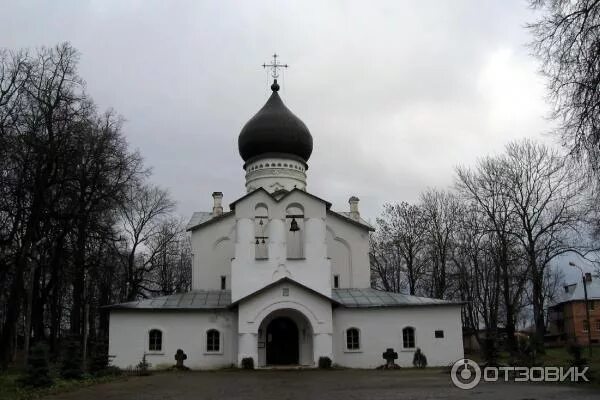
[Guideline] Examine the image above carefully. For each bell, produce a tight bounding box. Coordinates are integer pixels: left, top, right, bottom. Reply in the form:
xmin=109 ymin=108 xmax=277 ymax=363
xmin=290 ymin=217 xmax=300 ymax=232
xmin=261 ymin=238 xmax=265 ymax=244
xmin=255 ymin=238 xmax=259 ymax=245
xmin=259 ymin=218 xmax=264 ymax=226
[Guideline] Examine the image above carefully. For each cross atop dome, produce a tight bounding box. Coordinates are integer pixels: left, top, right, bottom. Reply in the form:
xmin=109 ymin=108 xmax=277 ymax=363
xmin=262 ymin=53 xmax=288 ymax=80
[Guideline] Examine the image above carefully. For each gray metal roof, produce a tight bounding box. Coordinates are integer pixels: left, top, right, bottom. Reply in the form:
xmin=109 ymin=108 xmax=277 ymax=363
xmin=108 ymin=290 xmax=232 ymax=310
xmin=186 ymin=211 xmax=213 ymax=230
xmin=551 ymin=278 xmax=600 ymax=307
xmin=334 ymin=211 xmax=375 ymax=230
xmin=332 ymin=288 xmax=459 ymax=308
xmin=108 ymin=288 xmax=458 ymax=310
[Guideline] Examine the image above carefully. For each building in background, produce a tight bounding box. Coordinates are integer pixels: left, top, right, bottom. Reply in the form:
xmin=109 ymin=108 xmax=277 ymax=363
xmin=547 ymin=273 xmax=600 ymax=345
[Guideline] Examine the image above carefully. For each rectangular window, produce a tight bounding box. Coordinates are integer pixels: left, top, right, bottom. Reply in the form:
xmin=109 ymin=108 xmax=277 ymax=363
xmin=589 ymin=301 xmax=595 ymax=311
xmin=206 ymin=330 xmax=220 ymax=352
xmin=435 ymin=330 xmax=444 ymax=338
xmin=403 ymin=327 xmax=415 ymax=349
xmin=346 ymin=328 xmax=360 ymax=350
xmin=282 ymin=288 xmax=289 ymax=297
xmin=583 ymin=320 xmax=589 ymax=332
xmin=596 ymin=320 xmax=600 ymax=331
xmin=149 ymin=329 xmax=162 ymax=352
xmin=220 ymin=276 xmax=226 ymax=290
xmin=333 ymin=275 xmax=340 ymax=289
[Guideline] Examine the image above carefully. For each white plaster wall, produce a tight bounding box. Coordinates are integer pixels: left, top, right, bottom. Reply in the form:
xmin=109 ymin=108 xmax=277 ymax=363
xmin=108 ymin=310 xmax=237 ymax=369
xmin=333 ymin=306 xmax=464 ymax=368
xmin=236 ymin=281 xmax=333 ymax=366
xmin=231 ymin=190 xmax=331 ymax=302
xmin=190 ymin=216 xmax=235 ymax=290
xmin=189 ymin=190 xmax=371 ymax=296
xmin=326 ymin=214 xmax=371 ymax=288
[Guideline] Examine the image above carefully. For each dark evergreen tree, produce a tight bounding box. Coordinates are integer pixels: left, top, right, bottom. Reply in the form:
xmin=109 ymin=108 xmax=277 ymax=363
xmin=412 ymin=348 xmax=427 ymax=368
xmin=60 ymin=337 xmax=83 ymax=379
xmin=136 ymin=354 xmax=151 ymax=376
xmin=88 ymin=340 xmax=109 ymax=376
xmin=21 ymin=343 xmax=53 ymax=387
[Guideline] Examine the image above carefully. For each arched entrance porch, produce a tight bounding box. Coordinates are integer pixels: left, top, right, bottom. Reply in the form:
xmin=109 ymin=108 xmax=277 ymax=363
xmin=257 ymin=308 xmax=313 ymax=366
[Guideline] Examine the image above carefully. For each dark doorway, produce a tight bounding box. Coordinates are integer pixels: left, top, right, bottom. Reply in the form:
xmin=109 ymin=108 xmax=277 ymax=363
xmin=266 ymin=317 xmax=299 ymax=365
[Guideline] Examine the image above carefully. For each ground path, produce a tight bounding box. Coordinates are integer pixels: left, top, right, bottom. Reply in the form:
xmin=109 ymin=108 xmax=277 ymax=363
xmin=44 ymin=369 xmax=598 ymax=400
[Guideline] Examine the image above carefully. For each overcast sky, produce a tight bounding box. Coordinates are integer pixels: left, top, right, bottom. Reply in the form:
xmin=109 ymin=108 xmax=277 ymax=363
xmin=3 ymin=0 xmax=595 ymax=279
xmin=2 ymin=0 xmax=558 ymax=220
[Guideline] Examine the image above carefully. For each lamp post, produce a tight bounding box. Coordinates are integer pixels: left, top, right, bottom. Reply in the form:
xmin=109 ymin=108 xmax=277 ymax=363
xmin=569 ymin=261 xmax=592 ymax=358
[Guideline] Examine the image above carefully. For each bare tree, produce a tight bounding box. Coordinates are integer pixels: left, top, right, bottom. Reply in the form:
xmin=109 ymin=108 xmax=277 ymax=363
xmin=528 ymin=0 xmax=600 ymax=177
xmin=147 ymin=218 xmax=192 ymax=295
xmin=503 ymin=139 xmax=588 ymax=344
xmin=0 ymin=43 xmax=184 ymax=370
xmin=373 ymin=202 xmax=427 ymax=295
xmin=370 ymin=232 xmax=407 ymax=293
xmin=456 ymin=156 xmax=526 ymax=351
xmin=420 ymin=189 xmax=461 ymax=299
xmin=118 ymin=183 xmax=176 ymax=301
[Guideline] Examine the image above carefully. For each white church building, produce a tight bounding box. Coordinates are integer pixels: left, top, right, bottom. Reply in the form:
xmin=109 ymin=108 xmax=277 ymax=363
xmin=108 ymin=74 xmax=464 ymax=369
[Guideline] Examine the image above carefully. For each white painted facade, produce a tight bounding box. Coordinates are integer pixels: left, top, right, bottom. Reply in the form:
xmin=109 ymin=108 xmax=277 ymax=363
xmin=108 ymin=82 xmax=464 ymax=370
xmin=333 ymin=307 xmax=464 ymax=368
xmin=109 ymin=310 xmax=238 ymax=369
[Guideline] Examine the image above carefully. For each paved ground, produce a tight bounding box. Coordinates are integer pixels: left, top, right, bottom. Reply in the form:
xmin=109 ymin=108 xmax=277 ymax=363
xmin=45 ymin=369 xmax=598 ymax=400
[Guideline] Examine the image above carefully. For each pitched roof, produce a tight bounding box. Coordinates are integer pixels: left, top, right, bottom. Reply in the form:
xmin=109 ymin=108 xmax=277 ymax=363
xmin=106 ymin=286 xmax=460 ymax=311
xmin=186 ymin=211 xmax=234 ymax=232
xmin=229 ymin=277 xmax=340 ymax=306
xmin=551 ymin=278 xmax=600 ymax=306
xmin=105 ymin=290 xmax=232 ymax=310
xmin=332 ymin=288 xmax=460 ymax=308
xmin=228 ymin=187 xmax=332 ymax=210
xmin=327 ymin=210 xmax=375 ymax=232
xmin=186 ymin=211 xmax=212 ymax=230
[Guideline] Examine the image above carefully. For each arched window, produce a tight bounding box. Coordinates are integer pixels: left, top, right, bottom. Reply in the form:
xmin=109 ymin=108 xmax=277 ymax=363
xmin=402 ymin=327 xmax=415 ymax=349
xmin=148 ymin=329 xmax=162 ymax=351
xmin=206 ymin=329 xmax=220 ymax=352
xmin=346 ymin=328 xmax=360 ymax=350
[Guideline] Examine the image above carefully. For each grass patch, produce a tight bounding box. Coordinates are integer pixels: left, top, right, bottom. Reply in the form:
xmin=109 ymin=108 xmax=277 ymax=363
xmin=0 ymin=371 xmax=128 ymax=400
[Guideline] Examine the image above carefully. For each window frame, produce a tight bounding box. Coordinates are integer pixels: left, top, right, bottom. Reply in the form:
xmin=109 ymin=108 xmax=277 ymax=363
xmin=333 ymin=275 xmax=340 ymax=289
xmin=220 ymin=275 xmax=226 ymax=290
xmin=205 ymin=329 xmax=222 ymax=354
xmin=345 ymin=327 xmax=361 ymax=352
xmin=402 ymin=327 xmax=416 ymax=350
xmin=434 ymin=330 xmax=444 ymax=339
xmin=148 ymin=328 xmax=163 ymax=353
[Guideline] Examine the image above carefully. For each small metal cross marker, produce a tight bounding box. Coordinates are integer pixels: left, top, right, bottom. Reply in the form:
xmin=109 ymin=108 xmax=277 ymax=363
xmin=262 ymin=53 xmax=288 ymax=79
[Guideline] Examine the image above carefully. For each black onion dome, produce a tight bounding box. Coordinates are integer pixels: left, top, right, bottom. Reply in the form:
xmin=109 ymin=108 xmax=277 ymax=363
xmin=238 ymin=81 xmax=313 ymax=163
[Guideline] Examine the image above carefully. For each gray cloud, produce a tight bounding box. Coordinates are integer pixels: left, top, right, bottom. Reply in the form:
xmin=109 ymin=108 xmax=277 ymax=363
xmin=1 ymin=0 xmax=556 ymax=223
